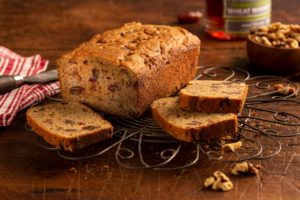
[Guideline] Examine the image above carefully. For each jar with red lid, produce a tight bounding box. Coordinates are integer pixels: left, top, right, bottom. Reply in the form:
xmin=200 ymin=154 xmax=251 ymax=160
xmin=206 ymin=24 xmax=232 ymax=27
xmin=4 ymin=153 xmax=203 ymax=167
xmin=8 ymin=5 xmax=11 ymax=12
xmin=205 ymin=0 xmax=272 ymax=40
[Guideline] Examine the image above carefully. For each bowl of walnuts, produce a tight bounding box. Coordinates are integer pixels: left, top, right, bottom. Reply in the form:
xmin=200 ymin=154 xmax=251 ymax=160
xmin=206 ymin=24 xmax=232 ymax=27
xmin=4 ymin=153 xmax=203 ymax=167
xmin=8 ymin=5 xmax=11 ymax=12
xmin=247 ymin=22 xmax=300 ymax=74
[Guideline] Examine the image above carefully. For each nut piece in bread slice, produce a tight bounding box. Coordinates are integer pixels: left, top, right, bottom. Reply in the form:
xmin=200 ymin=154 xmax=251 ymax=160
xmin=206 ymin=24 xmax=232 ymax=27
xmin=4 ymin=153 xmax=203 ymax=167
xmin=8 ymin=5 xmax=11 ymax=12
xmin=151 ymin=97 xmax=238 ymax=142
xmin=179 ymin=80 xmax=248 ymax=113
xmin=26 ymin=102 xmax=113 ymax=151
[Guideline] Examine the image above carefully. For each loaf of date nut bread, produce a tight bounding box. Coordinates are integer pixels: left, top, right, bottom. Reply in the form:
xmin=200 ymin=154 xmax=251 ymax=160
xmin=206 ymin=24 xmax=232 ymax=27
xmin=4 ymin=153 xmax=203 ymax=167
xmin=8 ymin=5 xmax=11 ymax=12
xmin=26 ymin=102 xmax=113 ymax=151
xmin=56 ymin=22 xmax=200 ymax=118
xmin=179 ymin=80 xmax=248 ymax=113
xmin=151 ymin=97 xmax=238 ymax=142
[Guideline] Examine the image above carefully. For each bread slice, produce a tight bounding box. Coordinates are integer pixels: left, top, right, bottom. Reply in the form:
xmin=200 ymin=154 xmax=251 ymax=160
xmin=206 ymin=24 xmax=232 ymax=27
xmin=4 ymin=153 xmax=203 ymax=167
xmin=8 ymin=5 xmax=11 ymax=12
xmin=179 ymin=80 xmax=248 ymax=113
xmin=151 ymin=97 xmax=238 ymax=142
xmin=26 ymin=102 xmax=113 ymax=151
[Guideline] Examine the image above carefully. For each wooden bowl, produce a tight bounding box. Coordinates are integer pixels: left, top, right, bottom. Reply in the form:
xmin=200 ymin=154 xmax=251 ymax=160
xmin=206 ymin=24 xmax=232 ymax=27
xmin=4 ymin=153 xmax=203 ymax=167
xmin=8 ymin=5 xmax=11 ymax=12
xmin=247 ymin=35 xmax=300 ymax=74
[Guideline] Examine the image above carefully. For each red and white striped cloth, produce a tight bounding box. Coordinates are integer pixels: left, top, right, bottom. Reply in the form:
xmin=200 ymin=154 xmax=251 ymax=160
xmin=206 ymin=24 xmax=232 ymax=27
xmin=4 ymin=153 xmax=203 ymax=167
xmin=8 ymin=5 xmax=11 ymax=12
xmin=0 ymin=46 xmax=60 ymax=126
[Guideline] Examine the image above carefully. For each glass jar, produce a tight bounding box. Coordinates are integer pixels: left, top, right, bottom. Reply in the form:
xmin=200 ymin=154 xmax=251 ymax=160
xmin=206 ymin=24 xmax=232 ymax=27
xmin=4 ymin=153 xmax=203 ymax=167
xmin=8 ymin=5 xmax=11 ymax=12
xmin=205 ymin=0 xmax=272 ymax=40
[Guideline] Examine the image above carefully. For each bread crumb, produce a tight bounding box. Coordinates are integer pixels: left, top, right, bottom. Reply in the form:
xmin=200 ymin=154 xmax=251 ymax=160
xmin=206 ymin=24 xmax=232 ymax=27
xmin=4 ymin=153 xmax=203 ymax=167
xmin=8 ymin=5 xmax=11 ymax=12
xmin=103 ymin=164 xmax=109 ymax=169
xmin=68 ymin=167 xmax=78 ymax=173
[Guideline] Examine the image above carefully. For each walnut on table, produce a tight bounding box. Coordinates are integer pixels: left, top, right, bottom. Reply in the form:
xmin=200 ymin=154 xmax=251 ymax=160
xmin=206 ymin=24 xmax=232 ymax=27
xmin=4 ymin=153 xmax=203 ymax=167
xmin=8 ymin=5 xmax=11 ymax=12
xmin=204 ymin=171 xmax=233 ymax=192
xmin=274 ymin=84 xmax=297 ymax=96
xmin=231 ymin=162 xmax=261 ymax=176
xmin=222 ymin=141 xmax=242 ymax=153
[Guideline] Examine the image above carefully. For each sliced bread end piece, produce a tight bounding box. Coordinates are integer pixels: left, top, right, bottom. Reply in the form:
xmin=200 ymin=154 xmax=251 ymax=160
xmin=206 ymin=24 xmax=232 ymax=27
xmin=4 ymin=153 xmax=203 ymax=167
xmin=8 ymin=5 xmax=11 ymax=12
xmin=151 ymin=97 xmax=238 ymax=142
xmin=26 ymin=102 xmax=113 ymax=151
xmin=179 ymin=80 xmax=248 ymax=113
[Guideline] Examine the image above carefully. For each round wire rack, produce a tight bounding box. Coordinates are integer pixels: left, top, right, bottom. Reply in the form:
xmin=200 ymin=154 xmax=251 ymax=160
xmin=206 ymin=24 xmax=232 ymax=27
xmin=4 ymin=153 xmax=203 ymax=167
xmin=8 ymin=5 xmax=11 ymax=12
xmin=25 ymin=66 xmax=300 ymax=170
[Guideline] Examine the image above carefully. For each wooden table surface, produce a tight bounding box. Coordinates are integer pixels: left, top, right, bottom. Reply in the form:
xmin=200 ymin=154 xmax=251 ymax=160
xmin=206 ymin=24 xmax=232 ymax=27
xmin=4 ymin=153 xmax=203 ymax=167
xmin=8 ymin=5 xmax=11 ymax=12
xmin=1 ymin=0 xmax=300 ymax=199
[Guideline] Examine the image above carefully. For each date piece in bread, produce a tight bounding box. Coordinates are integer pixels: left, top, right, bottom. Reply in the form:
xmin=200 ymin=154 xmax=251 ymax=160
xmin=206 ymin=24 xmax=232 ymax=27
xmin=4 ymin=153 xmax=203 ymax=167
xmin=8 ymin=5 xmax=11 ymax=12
xmin=57 ymin=22 xmax=200 ymax=118
xmin=179 ymin=80 xmax=248 ymax=113
xmin=26 ymin=102 xmax=113 ymax=151
xmin=151 ymin=97 xmax=238 ymax=142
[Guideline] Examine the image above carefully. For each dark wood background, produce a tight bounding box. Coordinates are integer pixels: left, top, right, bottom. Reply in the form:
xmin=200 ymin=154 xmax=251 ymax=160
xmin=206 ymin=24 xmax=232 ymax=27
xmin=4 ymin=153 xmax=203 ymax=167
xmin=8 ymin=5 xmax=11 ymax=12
xmin=1 ymin=0 xmax=300 ymax=199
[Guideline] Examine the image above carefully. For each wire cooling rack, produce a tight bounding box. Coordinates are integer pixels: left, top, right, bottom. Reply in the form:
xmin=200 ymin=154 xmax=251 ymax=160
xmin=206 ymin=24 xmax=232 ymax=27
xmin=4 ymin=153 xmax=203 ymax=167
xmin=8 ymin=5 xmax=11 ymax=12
xmin=25 ymin=66 xmax=300 ymax=170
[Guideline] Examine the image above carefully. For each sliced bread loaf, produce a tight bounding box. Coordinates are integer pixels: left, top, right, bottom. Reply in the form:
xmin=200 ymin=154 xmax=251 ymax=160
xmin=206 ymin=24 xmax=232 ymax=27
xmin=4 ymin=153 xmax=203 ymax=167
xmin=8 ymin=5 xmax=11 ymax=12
xmin=57 ymin=22 xmax=200 ymax=118
xmin=151 ymin=97 xmax=238 ymax=142
xmin=179 ymin=80 xmax=248 ymax=113
xmin=26 ymin=102 xmax=113 ymax=151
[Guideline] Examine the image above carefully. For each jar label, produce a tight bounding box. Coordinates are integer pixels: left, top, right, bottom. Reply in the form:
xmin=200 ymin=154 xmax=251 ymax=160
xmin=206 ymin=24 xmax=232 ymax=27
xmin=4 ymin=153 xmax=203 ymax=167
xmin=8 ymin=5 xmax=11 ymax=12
xmin=223 ymin=0 xmax=271 ymax=33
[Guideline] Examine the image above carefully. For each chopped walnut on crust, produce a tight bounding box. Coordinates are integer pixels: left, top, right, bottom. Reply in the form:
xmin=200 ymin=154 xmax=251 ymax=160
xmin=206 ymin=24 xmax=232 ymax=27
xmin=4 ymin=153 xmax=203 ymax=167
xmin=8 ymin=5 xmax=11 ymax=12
xmin=204 ymin=171 xmax=233 ymax=192
xmin=231 ymin=161 xmax=261 ymax=176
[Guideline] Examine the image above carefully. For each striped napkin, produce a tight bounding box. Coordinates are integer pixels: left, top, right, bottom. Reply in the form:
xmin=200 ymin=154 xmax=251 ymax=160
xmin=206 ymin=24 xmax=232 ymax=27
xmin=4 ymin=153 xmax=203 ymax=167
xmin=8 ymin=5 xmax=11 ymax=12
xmin=0 ymin=46 xmax=60 ymax=126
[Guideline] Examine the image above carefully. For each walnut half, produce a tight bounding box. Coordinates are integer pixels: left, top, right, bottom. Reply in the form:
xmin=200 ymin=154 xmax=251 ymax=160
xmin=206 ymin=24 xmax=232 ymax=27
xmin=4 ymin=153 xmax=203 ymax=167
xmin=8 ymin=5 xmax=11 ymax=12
xmin=204 ymin=171 xmax=233 ymax=192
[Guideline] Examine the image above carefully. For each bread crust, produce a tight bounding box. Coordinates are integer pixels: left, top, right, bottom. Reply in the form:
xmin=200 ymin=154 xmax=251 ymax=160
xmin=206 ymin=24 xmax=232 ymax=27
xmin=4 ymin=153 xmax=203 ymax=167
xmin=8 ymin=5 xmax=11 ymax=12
xmin=26 ymin=103 xmax=113 ymax=152
xmin=134 ymin=46 xmax=199 ymax=117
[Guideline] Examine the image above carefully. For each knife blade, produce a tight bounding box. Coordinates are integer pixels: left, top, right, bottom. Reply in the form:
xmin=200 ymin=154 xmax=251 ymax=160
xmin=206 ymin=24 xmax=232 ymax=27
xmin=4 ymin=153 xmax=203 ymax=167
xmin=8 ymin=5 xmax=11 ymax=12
xmin=0 ymin=69 xmax=58 ymax=94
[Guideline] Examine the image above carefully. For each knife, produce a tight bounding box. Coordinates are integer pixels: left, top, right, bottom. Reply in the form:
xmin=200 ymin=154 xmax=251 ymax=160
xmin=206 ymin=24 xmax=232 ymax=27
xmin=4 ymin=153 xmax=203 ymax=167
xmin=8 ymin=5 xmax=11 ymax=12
xmin=0 ymin=69 xmax=58 ymax=94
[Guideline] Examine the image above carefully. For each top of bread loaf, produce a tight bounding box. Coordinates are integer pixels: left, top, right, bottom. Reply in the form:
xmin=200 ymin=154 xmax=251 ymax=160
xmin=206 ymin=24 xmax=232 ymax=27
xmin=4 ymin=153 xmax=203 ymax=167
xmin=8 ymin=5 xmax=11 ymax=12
xmin=58 ymin=22 xmax=200 ymax=74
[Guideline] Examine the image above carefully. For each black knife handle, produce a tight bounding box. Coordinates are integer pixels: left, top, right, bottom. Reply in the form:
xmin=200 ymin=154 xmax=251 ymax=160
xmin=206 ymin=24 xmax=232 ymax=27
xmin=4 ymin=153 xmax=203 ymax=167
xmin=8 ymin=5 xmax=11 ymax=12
xmin=0 ymin=75 xmax=20 ymax=94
